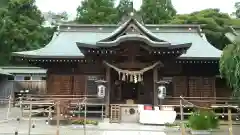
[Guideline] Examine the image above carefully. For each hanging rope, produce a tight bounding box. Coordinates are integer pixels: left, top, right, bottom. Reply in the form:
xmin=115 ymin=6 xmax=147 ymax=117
xmin=103 ymin=61 xmax=160 ymax=74
xmin=103 ymin=61 xmax=161 ymax=82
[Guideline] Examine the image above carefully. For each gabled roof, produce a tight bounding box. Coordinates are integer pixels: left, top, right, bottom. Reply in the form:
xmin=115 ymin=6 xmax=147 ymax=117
xmin=98 ymin=18 xmax=166 ymax=43
xmin=12 ymin=17 xmax=222 ymax=60
xmin=77 ymin=18 xmax=192 ymax=50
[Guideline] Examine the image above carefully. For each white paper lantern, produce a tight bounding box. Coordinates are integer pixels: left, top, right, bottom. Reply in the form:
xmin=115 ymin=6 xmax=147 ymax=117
xmin=97 ymin=85 xmax=106 ymax=98
xmin=158 ymin=85 xmax=166 ymax=99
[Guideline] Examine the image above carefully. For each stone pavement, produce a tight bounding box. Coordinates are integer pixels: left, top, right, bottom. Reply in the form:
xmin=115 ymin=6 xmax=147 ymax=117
xmin=0 ymin=119 xmax=238 ymax=135
xmin=0 ymin=107 xmax=239 ymax=135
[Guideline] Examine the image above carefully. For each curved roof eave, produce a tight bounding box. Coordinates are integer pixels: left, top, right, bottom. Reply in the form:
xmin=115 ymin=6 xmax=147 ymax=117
xmin=98 ymin=18 xmax=166 ymax=42
xmin=0 ymin=68 xmax=12 ymax=76
xmin=97 ymin=34 xmax=170 ymax=47
xmin=177 ymin=57 xmax=220 ymax=60
xmin=12 ymin=52 xmax=84 ymax=59
xmin=77 ymin=34 xmax=192 ymax=49
xmin=12 ymin=32 xmax=84 ymax=59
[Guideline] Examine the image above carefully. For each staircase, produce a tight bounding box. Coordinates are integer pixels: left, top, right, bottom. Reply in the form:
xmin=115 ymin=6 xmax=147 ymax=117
xmin=110 ymin=104 xmax=121 ymax=123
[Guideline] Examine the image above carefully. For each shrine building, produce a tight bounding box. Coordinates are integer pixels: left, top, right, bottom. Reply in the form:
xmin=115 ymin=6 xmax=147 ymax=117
xmin=12 ymin=16 xmax=230 ymax=119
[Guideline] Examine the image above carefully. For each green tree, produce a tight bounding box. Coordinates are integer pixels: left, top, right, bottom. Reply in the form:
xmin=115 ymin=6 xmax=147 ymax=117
xmin=140 ymin=0 xmax=176 ymax=24
xmin=116 ymin=0 xmax=134 ymax=21
xmin=170 ymin=9 xmax=240 ymax=50
xmin=233 ymin=2 xmax=240 ymax=18
xmin=75 ymin=0 xmax=118 ymax=24
xmin=0 ymin=0 xmax=54 ymax=65
xmin=220 ymin=36 xmax=240 ymax=97
xmin=0 ymin=0 xmax=10 ymax=8
xmin=46 ymin=11 xmax=69 ymax=25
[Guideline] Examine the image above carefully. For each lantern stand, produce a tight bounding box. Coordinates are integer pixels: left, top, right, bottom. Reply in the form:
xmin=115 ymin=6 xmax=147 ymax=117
xmin=156 ymin=80 xmax=169 ymax=108
xmin=95 ymin=79 xmax=107 ymax=120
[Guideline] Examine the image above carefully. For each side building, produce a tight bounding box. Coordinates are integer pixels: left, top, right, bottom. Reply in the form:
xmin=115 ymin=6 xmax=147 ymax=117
xmin=0 ymin=67 xmax=46 ymax=98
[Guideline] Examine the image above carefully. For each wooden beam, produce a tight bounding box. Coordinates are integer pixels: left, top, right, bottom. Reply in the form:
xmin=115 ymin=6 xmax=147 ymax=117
xmin=105 ymin=67 xmax=111 ymax=117
xmin=153 ymin=67 xmax=158 ymax=105
xmin=115 ymin=61 xmax=152 ymax=69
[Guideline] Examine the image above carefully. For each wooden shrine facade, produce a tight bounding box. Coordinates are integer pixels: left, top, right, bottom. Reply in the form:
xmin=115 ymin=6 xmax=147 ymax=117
xmin=12 ymin=16 xmax=231 ymax=116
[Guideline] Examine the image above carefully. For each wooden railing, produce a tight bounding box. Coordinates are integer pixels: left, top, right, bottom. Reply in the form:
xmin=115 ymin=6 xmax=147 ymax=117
xmin=163 ymin=96 xmax=237 ymax=106
xmin=15 ymin=94 xmax=105 ymax=118
xmin=161 ymin=96 xmax=240 ymax=119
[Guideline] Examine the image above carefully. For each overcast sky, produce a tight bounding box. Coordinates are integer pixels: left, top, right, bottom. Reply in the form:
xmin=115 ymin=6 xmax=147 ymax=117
xmin=36 ymin=0 xmax=238 ymax=19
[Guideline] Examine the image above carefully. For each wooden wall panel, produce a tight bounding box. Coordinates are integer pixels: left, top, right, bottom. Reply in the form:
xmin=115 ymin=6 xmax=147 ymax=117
xmin=172 ymin=76 xmax=187 ymax=97
xmin=48 ymin=75 xmax=72 ymax=95
xmin=47 ymin=73 xmax=107 ymax=96
xmin=188 ymin=77 xmax=215 ymax=97
xmin=215 ymin=78 xmax=232 ymax=97
xmin=73 ymin=75 xmax=86 ymax=95
xmin=47 ymin=74 xmax=88 ymax=95
xmin=47 ymin=74 xmax=54 ymax=94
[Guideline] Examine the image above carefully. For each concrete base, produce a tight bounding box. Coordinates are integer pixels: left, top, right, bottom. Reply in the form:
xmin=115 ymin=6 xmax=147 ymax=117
xmin=103 ymin=118 xmax=110 ymax=123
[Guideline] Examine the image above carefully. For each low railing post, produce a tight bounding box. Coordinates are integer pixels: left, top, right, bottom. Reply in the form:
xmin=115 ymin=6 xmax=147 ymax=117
xmin=180 ymin=98 xmax=186 ymax=135
xmin=228 ymin=106 xmax=233 ymax=135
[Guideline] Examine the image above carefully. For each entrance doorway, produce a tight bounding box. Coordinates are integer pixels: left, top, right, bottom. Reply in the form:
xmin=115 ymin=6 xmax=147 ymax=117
xmin=121 ymin=82 xmax=139 ymax=101
xmin=110 ymin=69 xmax=155 ymax=104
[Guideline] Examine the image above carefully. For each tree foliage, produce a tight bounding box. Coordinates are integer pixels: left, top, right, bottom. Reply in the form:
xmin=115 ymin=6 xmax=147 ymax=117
xmin=234 ymin=2 xmax=240 ymax=18
xmin=47 ymin=11 xmax=68 ymax=22
xmin=220 ymin=37 xmax=240 ymax=97
xmin=140 ymin=0 xmax=176 ymax=24
xmin=75 ymin=0 xmax=118 ymax=24
xmin=44 ymin=11 xmax=69 ymax=26
xmin=170 ymin=9 xmax=240 ymax=49
xmin=116 ymin=0 xmax=134 ymax=22
xmin=0 ymin=0 xmax=54 ymax=65
xmin=0 ymin=0 xmax=9 ymax=8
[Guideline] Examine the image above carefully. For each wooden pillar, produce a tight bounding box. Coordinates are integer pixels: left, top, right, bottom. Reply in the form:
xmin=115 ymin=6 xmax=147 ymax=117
xmin=56 ymin=101 xmax=60 ymax=135
xmin=213 ymin=77 xmax=216 ymax=98
xmin=153 ymin=67 xmax=158 ymax=106
xmin=105 ymin=67 xmax=111 ymax=117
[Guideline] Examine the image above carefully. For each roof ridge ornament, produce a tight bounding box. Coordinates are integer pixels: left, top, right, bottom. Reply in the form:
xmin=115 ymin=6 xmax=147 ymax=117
xmin=130 ymin=12 xmax=134 ymax=17
xmin=118 ymin=11 xmax=144 ymax=25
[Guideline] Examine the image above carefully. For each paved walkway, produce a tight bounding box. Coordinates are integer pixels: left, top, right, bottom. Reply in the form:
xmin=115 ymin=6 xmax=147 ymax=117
xmin=0 ymin=107 xmax=239 ymax=135
xmin=0 ymin=119 xmax=238 ymax=135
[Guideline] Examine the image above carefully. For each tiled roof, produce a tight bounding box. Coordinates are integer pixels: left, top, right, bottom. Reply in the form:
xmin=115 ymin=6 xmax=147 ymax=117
xmin=0 ymin=68 xmax=12 ymax=76
xmin=0 ymin=67 xmax=46 ymax=74
xmin=12 ymin=18 xmax=222 ymax=60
